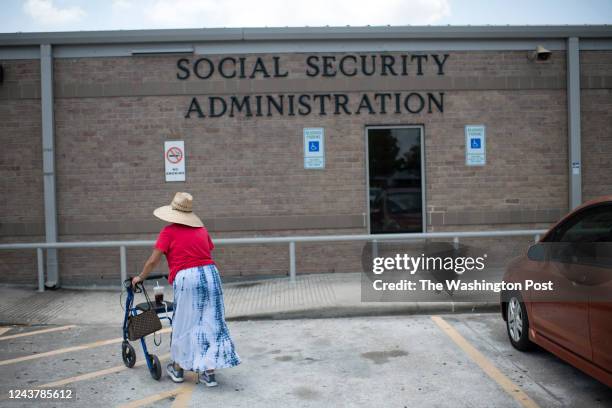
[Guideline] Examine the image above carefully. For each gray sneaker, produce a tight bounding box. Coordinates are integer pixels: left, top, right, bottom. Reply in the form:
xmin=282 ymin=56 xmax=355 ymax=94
xmin=200 ymin=371 xmax=218 ymax=387
xmin=166 ymin=363 xmax=184 ymax=383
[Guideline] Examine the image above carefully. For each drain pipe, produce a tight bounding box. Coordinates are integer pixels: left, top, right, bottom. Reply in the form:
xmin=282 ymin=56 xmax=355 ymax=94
xmin=567 ymin=37 xmax=582 ymax=210
xmin=40 ymin=44 xmax=59 ymax=288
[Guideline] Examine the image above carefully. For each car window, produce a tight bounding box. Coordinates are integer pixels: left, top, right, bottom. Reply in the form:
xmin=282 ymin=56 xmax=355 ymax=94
xmin=546 ymin=204 xmax=612 ymax=267
xmin=550 ymin=204 xmax=612 ymax=243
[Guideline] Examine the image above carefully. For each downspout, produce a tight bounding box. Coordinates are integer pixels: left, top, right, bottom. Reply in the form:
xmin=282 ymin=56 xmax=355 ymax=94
xmin=566 ymin=37 xmax=582 ymax=210
xmin=40 ymin=44 xmax=59 ymax=287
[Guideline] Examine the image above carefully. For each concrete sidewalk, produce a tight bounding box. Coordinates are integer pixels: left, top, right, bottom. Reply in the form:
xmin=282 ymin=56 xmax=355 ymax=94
xmin=0 ymin=273 xmax=498 ymax=326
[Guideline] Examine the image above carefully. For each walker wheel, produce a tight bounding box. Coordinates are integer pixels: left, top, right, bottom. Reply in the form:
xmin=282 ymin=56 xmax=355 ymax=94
xmin=121 ymin=341 xmax=136 ymax=368
xmin=149 ymin=354 xmax=162 ymax=380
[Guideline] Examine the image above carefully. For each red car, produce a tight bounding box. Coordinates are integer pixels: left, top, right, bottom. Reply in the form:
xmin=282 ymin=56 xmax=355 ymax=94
xmin=501 ymin=196 xmax=612 ymax=388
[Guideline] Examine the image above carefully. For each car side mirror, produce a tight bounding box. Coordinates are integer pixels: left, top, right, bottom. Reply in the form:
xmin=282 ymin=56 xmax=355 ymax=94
xmin=527 ymin=243 xmax=546 ymax=262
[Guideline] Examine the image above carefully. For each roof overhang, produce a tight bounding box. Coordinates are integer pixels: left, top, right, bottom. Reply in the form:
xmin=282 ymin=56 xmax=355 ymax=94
xmin=1 ymin=25 xmax=611 ymax=47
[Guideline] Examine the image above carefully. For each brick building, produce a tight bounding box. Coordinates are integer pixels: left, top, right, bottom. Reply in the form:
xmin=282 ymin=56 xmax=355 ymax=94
xmin=1 ymin=26 xmax=611 ymax=287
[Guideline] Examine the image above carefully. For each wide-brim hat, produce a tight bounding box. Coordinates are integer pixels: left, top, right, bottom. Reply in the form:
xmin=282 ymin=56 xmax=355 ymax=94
xmin=153 ymin=192 xmax=204 ymax=227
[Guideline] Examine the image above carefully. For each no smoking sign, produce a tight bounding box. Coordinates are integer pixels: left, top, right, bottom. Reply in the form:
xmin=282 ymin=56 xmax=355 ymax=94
xmin=164 ymin=141 xmax=186 ymax=182
xmin=166 ymin=146 xmax=183 ymax=164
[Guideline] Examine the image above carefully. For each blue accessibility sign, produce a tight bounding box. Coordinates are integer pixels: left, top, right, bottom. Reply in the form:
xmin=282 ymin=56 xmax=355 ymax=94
xmin=309 ymin=141 xmax=320 ymax=152
xmin=470 ymin=138 xmax=481 ymax=149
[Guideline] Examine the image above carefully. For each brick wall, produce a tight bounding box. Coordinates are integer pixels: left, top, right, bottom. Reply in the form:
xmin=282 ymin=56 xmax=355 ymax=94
xmin=581 ymin=51 xmax=612 ymax=202
xmin=1 ymin=49 xmax=609 ymax=286
xmin=0 ymin=59 xmax=43 ymax=285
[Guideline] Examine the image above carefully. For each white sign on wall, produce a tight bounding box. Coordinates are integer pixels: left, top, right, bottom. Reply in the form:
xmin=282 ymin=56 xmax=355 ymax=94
xmin=164 ymin=140 xmax=186 ymax=181
xmin=465 ymin=125 xmax=486 ymax=166
xmin=303 ymin=128 xmax=325 ymax=169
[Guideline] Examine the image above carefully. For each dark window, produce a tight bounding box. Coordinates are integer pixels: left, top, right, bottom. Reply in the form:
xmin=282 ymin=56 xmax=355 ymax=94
xmin=547 ymin=204 xmax=612 ymax=267
xmin=368 ymin=127 xmax=423 ymax=234
xmin=552 ymin=204 xmax=612 ymax=243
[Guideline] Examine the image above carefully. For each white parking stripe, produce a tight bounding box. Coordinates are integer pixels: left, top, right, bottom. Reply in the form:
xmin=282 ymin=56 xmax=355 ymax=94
xmin=0 ymin=327 xmax=171 ymax=366
xmin=0 ymin=325 xmax=76 ymax=341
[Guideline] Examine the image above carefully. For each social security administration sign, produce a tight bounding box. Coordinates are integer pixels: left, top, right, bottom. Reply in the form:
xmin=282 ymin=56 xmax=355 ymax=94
xmin=465 ymin=125 xmax=486 ymax=166
xmin=303 ymin=128 xmax=325 ymax=169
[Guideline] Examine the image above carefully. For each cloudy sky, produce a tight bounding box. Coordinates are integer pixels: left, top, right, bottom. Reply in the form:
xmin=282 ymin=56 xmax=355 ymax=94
xmin=1 ymin=0 xmax=610 ymax=33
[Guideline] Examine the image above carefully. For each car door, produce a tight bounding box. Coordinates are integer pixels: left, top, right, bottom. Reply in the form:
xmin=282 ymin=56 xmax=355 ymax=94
xmin=530 ymin=206 xmax=610 ymax=361
xmin=567 ymin=205 xmax=612 ymax=372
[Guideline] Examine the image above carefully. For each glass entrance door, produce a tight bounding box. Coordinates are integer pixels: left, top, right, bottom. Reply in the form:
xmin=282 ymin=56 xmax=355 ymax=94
xmin=367 ymin=127 xmax=424 ymax=234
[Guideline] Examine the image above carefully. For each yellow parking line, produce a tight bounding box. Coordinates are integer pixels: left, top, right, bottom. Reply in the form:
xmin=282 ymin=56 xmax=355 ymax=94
xmin=0 ymin=328 xmax=171 ymax=366
xmin=171 ymin=377 xmax=196 ymax=408
xmin=39 ymin=353 xmax=171 ymax=388
xmin=0 ymin=327 xmax=11 ymax=337
xmin=118 ymin=386 xmax=188 ymax=408
xmin=431 ymin=316 xmax=540 ymax=408
xmin=118 ymin=372 xmax=197 ymax=408
xmin=0 ymin=325 xmax=76 ymax=341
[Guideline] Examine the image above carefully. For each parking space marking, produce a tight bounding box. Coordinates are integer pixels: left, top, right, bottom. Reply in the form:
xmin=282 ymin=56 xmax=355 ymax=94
xmin=431 ymin=316 xmax=540 ymax=408
xmin=117 ymin=386 xmax=189 ymax=408
xmin=39 ymin=353 xmax=171 ymax=388
xmin=0 ymin=325 xmax=76 ymax=341
xmin=0 ymin=327 xmax=171 ymax=366
xmin=118 ymin=373 xmax=197 ymax=408
xmin=171 ymin=378 xmax=196 ymax=408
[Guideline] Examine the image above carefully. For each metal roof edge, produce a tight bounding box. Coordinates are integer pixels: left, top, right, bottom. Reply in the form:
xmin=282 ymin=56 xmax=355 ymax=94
xmin=0 ymin=25 xmax=611 ymax=47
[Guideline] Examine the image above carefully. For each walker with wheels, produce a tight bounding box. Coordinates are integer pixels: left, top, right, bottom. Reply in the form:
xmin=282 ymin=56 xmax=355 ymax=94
xmin=121 ymin=274 xmax=173 ymax=380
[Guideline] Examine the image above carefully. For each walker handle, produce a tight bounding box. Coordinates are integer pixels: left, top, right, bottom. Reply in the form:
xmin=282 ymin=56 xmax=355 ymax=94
xmin=145 ymin=274 xmax=169 ymax=281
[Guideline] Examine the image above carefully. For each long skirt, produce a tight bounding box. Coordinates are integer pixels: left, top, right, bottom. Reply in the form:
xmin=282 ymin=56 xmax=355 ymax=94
xmin=171 ymin=264 xmax=241 ymax=372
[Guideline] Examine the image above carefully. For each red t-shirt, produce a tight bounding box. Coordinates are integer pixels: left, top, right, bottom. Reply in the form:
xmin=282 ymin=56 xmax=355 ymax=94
xmin=154 ymin=223 xmax=215 ymax=284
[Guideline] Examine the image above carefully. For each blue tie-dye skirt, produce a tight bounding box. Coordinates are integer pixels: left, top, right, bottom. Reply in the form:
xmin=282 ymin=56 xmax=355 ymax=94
xmin=171 ymin=264 xmax=241 ymax=372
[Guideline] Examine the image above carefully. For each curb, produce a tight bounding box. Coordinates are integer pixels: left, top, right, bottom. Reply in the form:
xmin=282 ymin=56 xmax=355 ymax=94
xmin=226 ymin=302 xmax=500 ymax=321
xmin=0 ymin=302 xmax=500 ymax=326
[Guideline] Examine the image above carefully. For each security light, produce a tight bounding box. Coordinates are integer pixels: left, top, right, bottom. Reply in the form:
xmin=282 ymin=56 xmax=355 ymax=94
xmin=527 ymin=45 xmax=552 ymax=62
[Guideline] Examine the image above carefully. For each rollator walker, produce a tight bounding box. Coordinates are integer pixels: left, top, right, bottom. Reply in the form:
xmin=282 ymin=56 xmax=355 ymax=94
xmin=121 ymin=274 xmax=173 ymax=380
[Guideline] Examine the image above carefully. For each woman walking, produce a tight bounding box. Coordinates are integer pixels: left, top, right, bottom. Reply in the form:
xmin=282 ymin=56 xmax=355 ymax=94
xmin=132 ymin=192 xmax=240 ymax=386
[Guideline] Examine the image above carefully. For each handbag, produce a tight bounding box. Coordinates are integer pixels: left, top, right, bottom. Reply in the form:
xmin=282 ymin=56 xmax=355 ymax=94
xmin=127 ymin=283 xmax=162 ymax=341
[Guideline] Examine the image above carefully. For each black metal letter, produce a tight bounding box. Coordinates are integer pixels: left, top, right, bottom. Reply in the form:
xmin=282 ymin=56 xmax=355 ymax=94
xmin=209 ymin=96 xmax=227 ymax=117
xmin=306 ymin=56 xmax=320 ymax=77
xmin=229 ymin=96 xmax=252 ymax=117
xmin=176 ymin=58 xmax=190 ymax=80
xmin=339 ymin=55 xmax=358 ymax=77
xmin=273 ymin=56 xmax=289 ymax=77
xmin=356 ymin=94 xmax=375 ymax=114
xmin=298 ymin=94 xmax=312 ymax=115
xmin=193 ymin=58 xmax=214 ymax=79
xmin=427 ymin=92 xmax=444 ymax=113
xmin=250 ymin=58 xmax=271 ymax=79
xmin=432 ymin=54 xmax=449 ymax=75
xmin=334 ymin=94 xmax=351 ymax=114
xmin=266 ymin=95 xmax=284 ymax=116
xmin=410 ymin=55 xmax=428 ymax=76
xmin=219 ymin=57 xmax=237 ymax=79
xmin=360 ymin=55 xmax=376 ymax=76
xmin=185 ymin=97 xmax=205 ymax=118
xmin=381 ymin=55 xmax=397 ymax=76
xmin=374 ymin=93 xmax=392 ymax=113
xmin=322 ymin=56 xmax=337 ymax=77
xmin=404 ymin=92 xmax=425 ymax=113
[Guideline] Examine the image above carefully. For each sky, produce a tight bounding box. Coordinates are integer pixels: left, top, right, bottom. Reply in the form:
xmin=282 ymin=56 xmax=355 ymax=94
xmin=0 ymin=0 xmax=610 ymax=33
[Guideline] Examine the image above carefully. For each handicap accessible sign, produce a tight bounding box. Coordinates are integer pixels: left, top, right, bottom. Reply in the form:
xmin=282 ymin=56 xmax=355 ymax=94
xmin=303 ymin=128 xmax=325 ymax=169
xmin=465 ymin=125 xmax=486 ymax=166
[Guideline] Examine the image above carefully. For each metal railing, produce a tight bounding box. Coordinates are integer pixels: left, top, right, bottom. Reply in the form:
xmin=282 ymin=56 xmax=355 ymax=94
xmin=0 ymin=229 xmax=547 ymax=292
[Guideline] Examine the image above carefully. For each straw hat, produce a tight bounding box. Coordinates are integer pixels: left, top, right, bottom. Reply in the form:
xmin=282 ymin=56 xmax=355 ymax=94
xmin=153 ymin=192 xmax=204 ymax=227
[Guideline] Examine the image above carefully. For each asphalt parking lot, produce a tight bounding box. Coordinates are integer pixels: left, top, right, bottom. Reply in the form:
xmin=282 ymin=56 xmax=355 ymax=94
xmin=0 ymin=314 xmax=610 ymax=408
